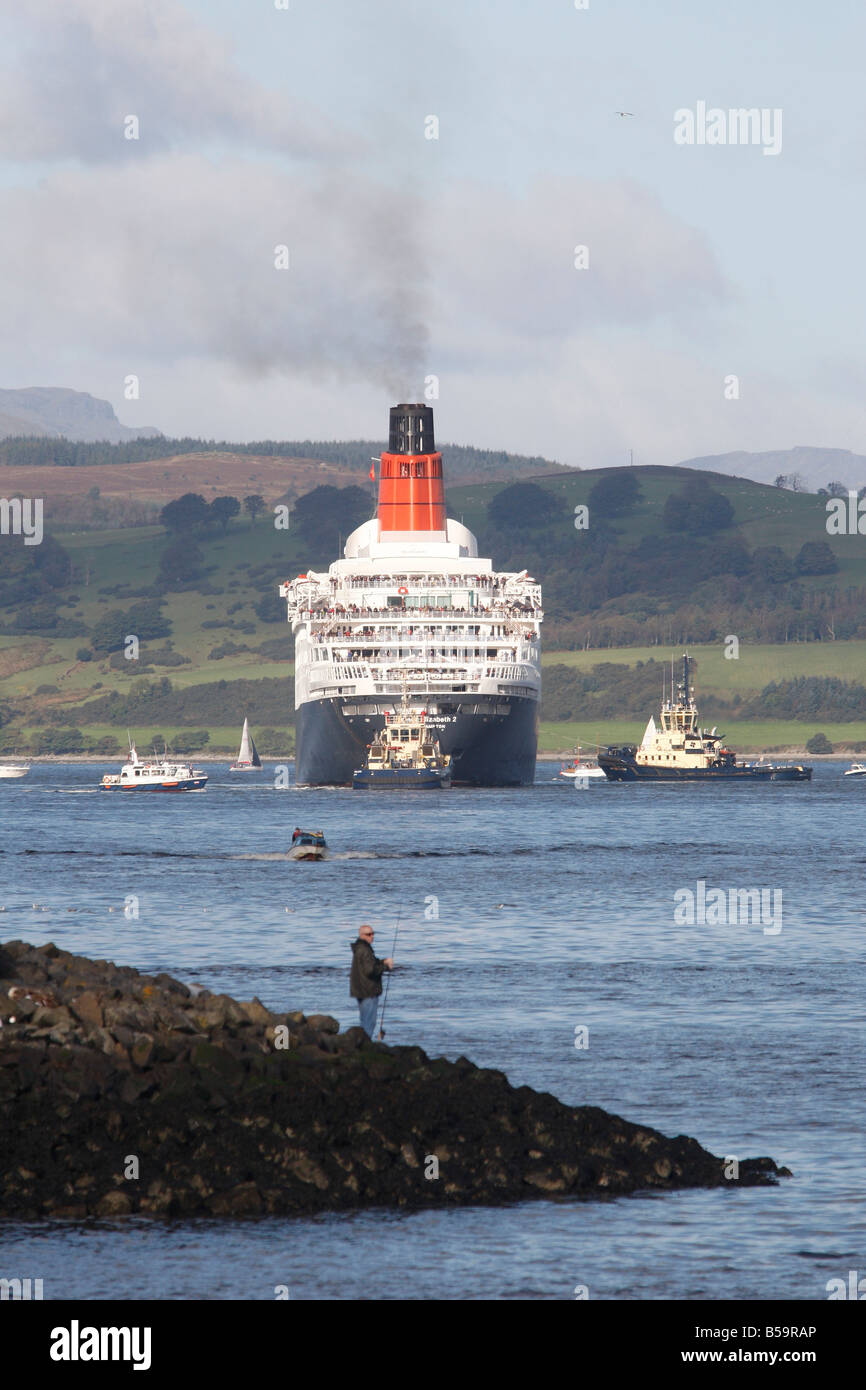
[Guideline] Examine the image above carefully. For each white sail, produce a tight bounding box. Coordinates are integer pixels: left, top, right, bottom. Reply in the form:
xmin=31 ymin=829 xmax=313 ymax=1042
xmin=640 ymin=716 xmax=657 ymax=749
xmin=237 ymin=718 xmax=251 ymax=764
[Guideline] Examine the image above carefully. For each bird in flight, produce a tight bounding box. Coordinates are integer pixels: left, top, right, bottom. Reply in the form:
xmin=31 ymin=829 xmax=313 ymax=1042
xmin=614 ymin=111 xmax=635 ymax=117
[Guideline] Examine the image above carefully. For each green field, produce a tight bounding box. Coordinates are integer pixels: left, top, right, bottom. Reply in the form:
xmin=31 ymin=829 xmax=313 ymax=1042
xmin=0 ymin=517 xmax=302 ymax=705
xmin=541 ymin=641 xmax=866 ymax=696
xmin=6 ymin=725 xmax=295 ymax=757
xmin=538 ymin=719 xmax=866 ymax=754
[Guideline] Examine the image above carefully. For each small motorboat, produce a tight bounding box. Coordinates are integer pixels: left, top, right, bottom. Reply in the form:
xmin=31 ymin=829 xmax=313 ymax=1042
xmin=288 ymin=827 xmax=328 ymax=861
xmin=558 ymin=746 xmax=605 ymax=780
xmin=230 ymin=717 xmax=262 ymax=772
xmin=844 ymin=762 xmax=866 ymax=777
xmin=0 ymin=762 xmax=30 ymax=779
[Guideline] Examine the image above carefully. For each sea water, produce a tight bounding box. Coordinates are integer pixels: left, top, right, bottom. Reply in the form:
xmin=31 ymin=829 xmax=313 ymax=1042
xmin=1 ymin=762 xmax=863 ymax=1300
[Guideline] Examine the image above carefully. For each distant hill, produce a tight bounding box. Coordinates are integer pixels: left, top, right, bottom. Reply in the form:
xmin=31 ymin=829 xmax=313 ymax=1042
xmin=0 ymin=387 xmax=161 ymax=443
xmin=679 ymin=446 xmax=866 ymax=494
xmin=0 ymin=433 xmax=569 ymax=497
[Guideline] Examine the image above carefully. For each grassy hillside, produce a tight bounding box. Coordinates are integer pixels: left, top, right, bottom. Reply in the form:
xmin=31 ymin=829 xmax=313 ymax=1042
xmin=542 ymin=641 xmax=866 ymax=696
xmin=2 ymin=461 xmax=866 ymax=756
xmin=454 ymin=464 xmax=866 ymax=588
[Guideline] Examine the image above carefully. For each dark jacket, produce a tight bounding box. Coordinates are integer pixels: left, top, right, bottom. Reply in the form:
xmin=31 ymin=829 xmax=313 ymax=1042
xmin=350 ymin=938 xmax=391 ymax=999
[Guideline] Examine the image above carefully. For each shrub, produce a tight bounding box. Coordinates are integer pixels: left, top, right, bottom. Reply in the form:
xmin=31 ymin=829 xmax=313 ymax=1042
xmin=158 ymin=538 xmax=203 ymax=585
xmin=254 ymin=593 xmax=284 ymax=624
xmin=664 ymin=477 xmax=735 ymax=534
xmin=170 ymin=730 xmax=210 ymax=754
xmin=32 ymin=728 xmax=88 ymax=754
xmin=587 ymin=472 xmax=642 ymax=517
xmin=208 ymin=642 xmax=251 ymax=660
xmin=794 ymin=541 xmax=838 ymax=576
xmin=488 ymin=481 xmax=565 ymax=529
xmin=257 ymin=637 xmax=289 ymax=660
xmin=752 ymin=546 xmax=795 ymax=585
xmin=806 ymin=732 xmax=833 ymax=755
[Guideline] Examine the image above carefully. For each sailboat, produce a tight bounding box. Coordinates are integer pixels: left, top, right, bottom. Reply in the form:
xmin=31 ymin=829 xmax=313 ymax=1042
xmin=230 ymin=718 xmax=262 ymax=772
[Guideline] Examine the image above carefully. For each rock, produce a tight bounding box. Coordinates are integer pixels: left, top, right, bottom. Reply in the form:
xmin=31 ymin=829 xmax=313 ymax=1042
xmin=239 ymin=997 xmax=273 ymax=1026
xmin=130 ymin=1034 xmax=155 ymax=1068
xmin=306 ymin=1014 xmax=340 ymax=1035
xmin=70 ymin=992 xmax=104 ymax=1029
xmin=95 ymin=1190 xmax=132 ymax=1216
xmin=104 ymin=1002 xmax=151 ymax=1033
xmin=0 ymin=940 xmax=790 ymax=1220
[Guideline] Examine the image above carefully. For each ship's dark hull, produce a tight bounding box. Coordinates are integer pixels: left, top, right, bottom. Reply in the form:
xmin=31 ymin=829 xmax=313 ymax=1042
xmin=295 ymin=695 xmax=538 ymax=786
xmin=353 ymin=768 xmax=450 ymax=789
xmin=598 ymin=751 xmax=812 ymax=782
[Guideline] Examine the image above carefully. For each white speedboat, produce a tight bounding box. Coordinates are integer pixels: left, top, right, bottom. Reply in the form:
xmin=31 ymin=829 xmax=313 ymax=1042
xmin=100 ymin=740 xmax=208 ymax=792
xmin=844 ymin=762 xmax=866 ymax=777
xmin=0 ymin=762 xmax=30 ymax=779
xmin=558 ymin=746 xmax=606 ymax=780
xmin=230 ymin=717 xmax=262 ymax=771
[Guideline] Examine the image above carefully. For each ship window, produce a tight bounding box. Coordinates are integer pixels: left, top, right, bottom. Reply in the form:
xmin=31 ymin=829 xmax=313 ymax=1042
xmin=400 ymin=729 xmax=410 ymax=739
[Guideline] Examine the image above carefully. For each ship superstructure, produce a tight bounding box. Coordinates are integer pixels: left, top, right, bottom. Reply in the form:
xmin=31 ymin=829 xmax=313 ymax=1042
xmin=280 ymin=404 xmax=543 ymax=785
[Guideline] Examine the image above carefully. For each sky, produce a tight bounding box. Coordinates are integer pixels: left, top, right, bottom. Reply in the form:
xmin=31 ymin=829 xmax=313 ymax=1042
xmin=1 ymin=0 xmax=864 ymax=467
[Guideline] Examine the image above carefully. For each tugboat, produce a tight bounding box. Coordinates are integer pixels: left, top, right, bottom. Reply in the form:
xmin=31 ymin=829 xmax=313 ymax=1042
xmin=288 ymin=828 xmax=328 ymax=860
xmin=353 ymin=690 xmax=452 ymax=789
xmin=100 ymin=739 xmax=208 ymax=792
xmin=598 ymin=655 xmax=812 ymax=782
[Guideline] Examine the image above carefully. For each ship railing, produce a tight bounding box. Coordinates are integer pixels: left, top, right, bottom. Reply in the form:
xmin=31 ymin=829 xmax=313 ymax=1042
xmin=303 ymin=606 xmax=542 ymax=625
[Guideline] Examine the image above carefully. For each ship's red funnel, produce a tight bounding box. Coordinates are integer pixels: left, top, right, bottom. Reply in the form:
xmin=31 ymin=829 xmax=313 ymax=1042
xmin=377 ymin=403 xmax=446 ymax=532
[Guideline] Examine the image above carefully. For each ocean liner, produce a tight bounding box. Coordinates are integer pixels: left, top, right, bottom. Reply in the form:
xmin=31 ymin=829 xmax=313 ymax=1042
xmin=280 ymin=404 xmax=542 ymax=785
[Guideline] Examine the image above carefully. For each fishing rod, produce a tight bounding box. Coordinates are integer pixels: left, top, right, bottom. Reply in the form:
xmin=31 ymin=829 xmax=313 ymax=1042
xmin=376 ymin=903 xmax=403 ymax=1041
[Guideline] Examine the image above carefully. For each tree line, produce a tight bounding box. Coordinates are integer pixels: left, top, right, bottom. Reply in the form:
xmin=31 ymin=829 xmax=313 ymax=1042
xmin=0 ymin=434 xmax=561 ymax=482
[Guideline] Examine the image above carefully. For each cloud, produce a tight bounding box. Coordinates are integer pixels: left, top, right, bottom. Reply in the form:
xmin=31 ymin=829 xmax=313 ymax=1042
xmin=428 ymin=176 xmax=729 ymax=367
xmin=0 ymin=156 xmax=726 ymax=403
xmin=0 ymin=155 xmax=430 ymax=397
xmin=0 ymin=0 xmax=347 ymax=162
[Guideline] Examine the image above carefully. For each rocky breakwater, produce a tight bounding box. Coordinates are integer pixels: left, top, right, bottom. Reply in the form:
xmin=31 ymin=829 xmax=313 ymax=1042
xmin=0 ymin=940 xmax=790 ymax=1218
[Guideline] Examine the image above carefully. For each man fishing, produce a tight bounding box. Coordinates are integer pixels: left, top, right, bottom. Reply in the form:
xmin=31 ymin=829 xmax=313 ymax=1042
xmin=350 ymin=924 xmax=394 ymax=1039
